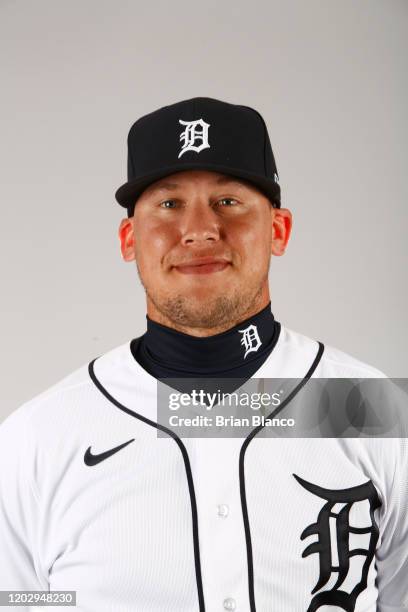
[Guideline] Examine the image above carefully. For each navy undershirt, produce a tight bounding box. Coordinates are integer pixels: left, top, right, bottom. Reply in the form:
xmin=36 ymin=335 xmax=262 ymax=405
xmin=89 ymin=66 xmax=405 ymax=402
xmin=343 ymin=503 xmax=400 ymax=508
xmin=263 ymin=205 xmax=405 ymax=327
xmin=130 ymin=302 xmax=280 ymax=396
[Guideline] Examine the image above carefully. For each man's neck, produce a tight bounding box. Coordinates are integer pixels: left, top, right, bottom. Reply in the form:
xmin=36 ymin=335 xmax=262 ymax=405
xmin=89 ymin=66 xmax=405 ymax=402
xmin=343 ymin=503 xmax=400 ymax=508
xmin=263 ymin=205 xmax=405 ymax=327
xmin=131 ymin=300 xmax=279 ymax=377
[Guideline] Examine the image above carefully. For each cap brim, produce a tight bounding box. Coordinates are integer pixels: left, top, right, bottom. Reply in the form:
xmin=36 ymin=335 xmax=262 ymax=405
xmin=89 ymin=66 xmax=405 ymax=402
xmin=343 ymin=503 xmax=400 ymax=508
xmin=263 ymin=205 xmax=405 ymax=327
xmin=115 ymin=162 xmax=281 ymax=211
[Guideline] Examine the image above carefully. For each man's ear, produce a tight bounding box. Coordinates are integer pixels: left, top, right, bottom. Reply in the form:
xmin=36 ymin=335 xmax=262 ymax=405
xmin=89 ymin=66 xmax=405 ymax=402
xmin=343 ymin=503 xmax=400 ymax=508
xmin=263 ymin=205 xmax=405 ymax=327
xmin=118 ymin=217 xmax=136 ymax=262
xmin=271 ymin=208 xmax=292 ymax=256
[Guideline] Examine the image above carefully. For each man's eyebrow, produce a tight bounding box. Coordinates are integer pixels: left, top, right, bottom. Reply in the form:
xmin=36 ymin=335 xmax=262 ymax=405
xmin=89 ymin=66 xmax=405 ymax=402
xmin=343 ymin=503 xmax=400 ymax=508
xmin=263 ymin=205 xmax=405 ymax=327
xmin=214 ymin=176 xmax=248 ymax=187
xmin=145 ymin=176 xmax=250 ymax=196
xmin=144 ymin=181 xmax=179 ymax=195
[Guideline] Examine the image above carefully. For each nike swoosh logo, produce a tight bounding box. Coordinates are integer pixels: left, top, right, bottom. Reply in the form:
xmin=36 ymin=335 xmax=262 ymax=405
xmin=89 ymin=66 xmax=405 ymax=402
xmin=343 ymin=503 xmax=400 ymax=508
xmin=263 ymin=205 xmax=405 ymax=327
xmin=84 ymin=438 xmax=135 ymax=466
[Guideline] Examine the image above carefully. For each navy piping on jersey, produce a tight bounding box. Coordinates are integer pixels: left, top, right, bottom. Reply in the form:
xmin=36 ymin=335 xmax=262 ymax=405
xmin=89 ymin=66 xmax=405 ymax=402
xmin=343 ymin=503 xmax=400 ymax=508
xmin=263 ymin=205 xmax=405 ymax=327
xmin=87 ymin=359 xmax=206 ymax=612
xmin=239 ymin=340 xmax=325 ymax=612
xmin=88 ymin=339 xmax=324 ymax=612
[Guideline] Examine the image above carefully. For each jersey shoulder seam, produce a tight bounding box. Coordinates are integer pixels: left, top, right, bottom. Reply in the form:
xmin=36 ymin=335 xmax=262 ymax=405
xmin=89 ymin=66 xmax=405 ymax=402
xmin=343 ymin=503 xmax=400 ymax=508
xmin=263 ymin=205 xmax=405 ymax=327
xmin=319 ymin=354 xmax=386 ymax=376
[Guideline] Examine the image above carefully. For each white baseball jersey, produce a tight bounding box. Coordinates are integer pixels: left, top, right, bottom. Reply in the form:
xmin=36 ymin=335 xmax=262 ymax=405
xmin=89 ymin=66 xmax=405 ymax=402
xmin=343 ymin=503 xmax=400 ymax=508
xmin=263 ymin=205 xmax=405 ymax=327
xmin=0 ymin=323 xmax=407 ymax=611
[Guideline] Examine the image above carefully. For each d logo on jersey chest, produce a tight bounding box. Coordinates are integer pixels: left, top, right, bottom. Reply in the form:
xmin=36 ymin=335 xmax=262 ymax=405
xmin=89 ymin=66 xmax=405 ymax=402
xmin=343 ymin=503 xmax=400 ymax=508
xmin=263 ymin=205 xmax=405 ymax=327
xmin=293 ymin=473 xmax=381 ymax=612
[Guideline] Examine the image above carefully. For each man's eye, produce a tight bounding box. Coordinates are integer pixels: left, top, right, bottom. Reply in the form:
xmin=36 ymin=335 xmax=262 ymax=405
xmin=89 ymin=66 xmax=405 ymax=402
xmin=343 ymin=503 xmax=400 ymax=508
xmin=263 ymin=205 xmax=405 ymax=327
xmin=159 ymin=200 xmax=178 ymax=209
xmin=217 ymin=198 xmax=238 ymax=207
xmin=158 ymin=198 xmax=238 ymax=209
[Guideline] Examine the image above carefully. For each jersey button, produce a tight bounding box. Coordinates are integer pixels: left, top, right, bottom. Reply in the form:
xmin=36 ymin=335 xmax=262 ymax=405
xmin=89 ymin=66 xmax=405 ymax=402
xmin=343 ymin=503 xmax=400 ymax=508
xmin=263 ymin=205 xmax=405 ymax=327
xmin=217 ymin=504 xmax=229 ymax=517
xmin=223 ymin=597 xmax=236 ymax=610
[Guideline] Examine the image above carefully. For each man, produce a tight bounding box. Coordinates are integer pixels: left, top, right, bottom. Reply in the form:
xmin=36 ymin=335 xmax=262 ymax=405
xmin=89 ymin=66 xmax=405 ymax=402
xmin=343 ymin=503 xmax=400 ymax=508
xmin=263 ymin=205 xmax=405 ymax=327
xmin=0 ymin=97 xmax=406 ymax=611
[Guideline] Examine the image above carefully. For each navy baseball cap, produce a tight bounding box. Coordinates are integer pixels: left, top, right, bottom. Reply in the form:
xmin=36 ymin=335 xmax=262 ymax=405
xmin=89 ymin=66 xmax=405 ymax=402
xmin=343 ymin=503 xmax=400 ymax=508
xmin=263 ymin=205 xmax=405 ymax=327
xmin=115 ymin=96 xmax=281 ymax=217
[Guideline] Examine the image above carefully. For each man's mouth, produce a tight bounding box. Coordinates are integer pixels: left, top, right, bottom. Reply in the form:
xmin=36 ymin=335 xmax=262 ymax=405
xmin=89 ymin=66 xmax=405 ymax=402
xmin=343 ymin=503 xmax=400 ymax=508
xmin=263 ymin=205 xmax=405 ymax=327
xmin=173 ymin=257 xmax=231 ymax=275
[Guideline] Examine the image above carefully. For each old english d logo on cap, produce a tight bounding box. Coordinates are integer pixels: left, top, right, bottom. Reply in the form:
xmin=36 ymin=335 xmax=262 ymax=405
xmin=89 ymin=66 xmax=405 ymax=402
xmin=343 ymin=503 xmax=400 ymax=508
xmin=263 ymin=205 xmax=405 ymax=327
xmin=178 ymin=118 xmax=211 ymax=158
xmin=114 ymin=96 xmax=281 ymax=216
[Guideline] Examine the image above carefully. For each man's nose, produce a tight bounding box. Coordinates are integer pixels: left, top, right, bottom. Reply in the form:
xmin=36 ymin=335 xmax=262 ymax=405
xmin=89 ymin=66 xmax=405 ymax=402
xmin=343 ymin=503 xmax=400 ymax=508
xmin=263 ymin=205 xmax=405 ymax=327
xmin=180 ymin=199 xmax=221 ymax=246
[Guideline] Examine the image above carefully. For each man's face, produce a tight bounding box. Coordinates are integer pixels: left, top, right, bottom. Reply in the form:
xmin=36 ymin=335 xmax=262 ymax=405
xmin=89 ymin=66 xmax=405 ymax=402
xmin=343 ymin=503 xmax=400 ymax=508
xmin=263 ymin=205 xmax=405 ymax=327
xmin=119 ymin=170 xmax=291 ymax=331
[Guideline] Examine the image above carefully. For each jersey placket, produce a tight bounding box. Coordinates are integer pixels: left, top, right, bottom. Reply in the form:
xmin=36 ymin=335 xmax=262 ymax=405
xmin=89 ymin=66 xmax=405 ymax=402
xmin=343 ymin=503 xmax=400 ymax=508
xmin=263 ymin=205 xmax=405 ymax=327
xmin=185 ymin=435 xmax=252 ymax=611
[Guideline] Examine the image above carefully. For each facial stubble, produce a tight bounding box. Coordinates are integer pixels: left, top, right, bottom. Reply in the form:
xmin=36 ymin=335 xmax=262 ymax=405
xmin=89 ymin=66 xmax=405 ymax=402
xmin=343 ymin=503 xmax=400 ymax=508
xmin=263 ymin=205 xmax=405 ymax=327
xmin=135 ymin=259 xmax=270 ymax=332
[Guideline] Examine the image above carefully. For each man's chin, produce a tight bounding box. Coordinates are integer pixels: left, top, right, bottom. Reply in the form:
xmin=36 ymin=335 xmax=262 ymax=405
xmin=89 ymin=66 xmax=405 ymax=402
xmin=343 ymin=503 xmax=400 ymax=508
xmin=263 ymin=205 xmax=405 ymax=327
xmin=154 ymin=293 xmax=248 ymax=330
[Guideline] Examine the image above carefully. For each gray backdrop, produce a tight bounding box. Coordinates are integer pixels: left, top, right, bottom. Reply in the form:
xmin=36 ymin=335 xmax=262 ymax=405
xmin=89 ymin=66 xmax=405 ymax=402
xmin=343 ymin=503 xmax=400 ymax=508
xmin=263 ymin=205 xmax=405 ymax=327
xmin=1 ymin=0 xmax=407 ymax=420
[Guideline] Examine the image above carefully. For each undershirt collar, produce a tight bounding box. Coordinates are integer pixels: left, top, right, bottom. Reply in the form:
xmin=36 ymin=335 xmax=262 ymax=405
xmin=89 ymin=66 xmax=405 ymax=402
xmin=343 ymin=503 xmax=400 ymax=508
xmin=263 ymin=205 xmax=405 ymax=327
xmin=130 ymin=301 xmax=280 ymax=379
